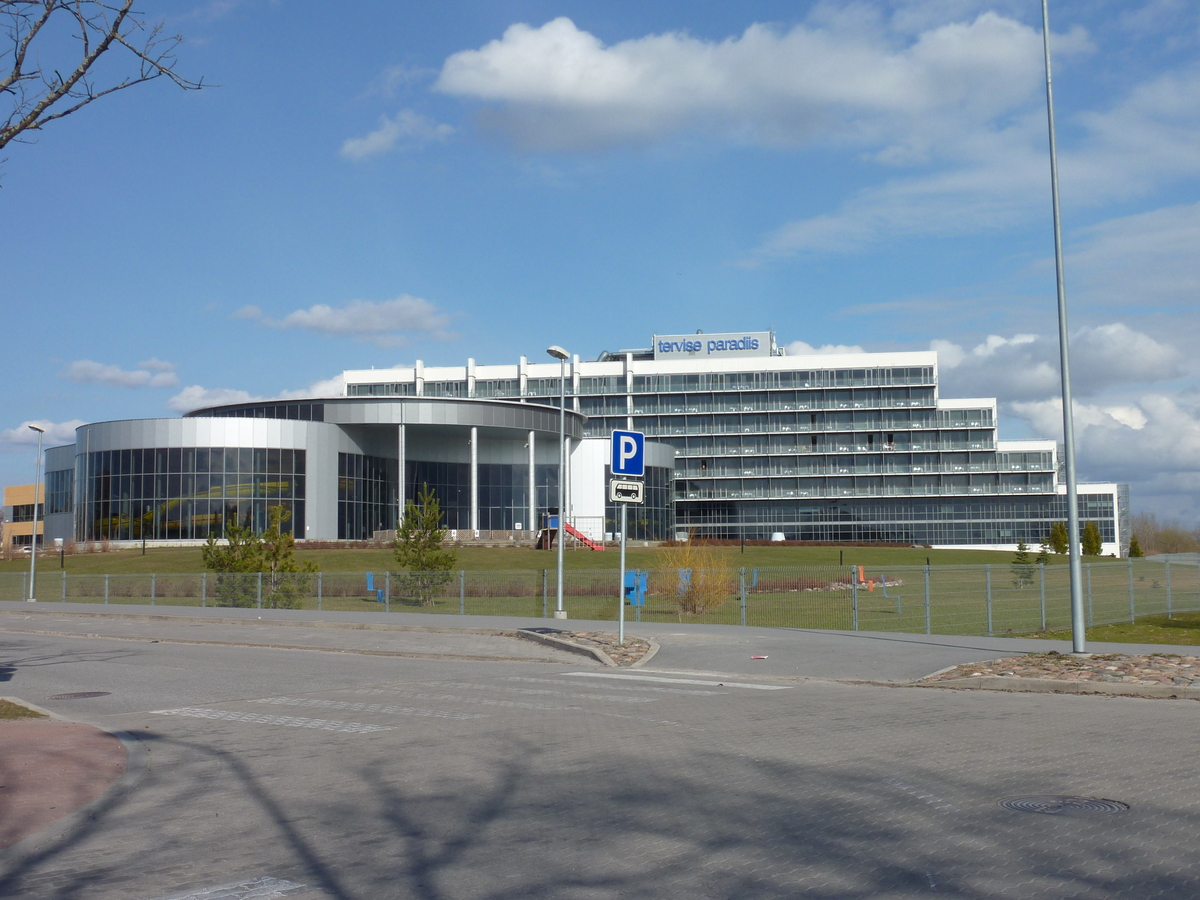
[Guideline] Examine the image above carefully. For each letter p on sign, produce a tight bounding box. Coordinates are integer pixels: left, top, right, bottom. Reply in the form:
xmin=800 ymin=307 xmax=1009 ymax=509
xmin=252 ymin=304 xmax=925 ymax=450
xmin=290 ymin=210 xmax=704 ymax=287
xmin=611 ymin=430 xmax=645 ymax=477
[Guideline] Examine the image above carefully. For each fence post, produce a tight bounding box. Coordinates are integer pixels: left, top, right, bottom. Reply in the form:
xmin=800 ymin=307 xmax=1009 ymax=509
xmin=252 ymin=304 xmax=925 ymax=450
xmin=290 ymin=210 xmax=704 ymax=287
xmin=1039 ymin=564 xmax=1046 ymax=632
xmin=1127 ymin=558 xmax=1135 ymax=624
xmin=202 ymin=572 xmax=207 ymax=608
xmin=1086 ymin=563 xmax=1093 ymax=626
xmin=739 ymin=568 xmax=747 ymax=627
xmin=22 ymin=572 xmax=26 ymax=601
xmin=317 ymin=572 xmax=322 ymax=611
xmin=383 ymin=571 xmax=389 ymax=612
xmin=104 ymin=573 xmax=109 ymax=604
xmin=1165 ymin=560 xmax=1172 ymax=619
xmin=459 ymin=570 xmax=466 ymax=615
xmin=851 ymin=568 xmax=859 ymax=631
xmin=923 ymin=565 xmax=931 ymax=634
xmin=151 ymin=573 xmax=156 ymax=606
xmin=542 ymin=569 xmax=548 ymax=618
xmin=256 ymin=572 xmax=262 ymax=609
xmin=985 ymin=565 xmax=992 ymax=637
xmin=62 ymin=570 xmax=67 ymax=602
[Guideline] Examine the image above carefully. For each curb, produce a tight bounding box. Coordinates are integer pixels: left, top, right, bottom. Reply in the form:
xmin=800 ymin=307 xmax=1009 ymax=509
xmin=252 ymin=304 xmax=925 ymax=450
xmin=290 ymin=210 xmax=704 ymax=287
xmin=515 ymin=629 xmax=661 ymax=668
xmin=918 ymin=676 xmax=1200 ymax=700
xmin=0 ymin=715 xmax=150 ymax=867
xmin=0 ymin=696 xmax=58 ymax=719
xmin=516 ymin=629 xmax=613 ymax=666
xmin=0 ymin=606 xmax=515 ymax=637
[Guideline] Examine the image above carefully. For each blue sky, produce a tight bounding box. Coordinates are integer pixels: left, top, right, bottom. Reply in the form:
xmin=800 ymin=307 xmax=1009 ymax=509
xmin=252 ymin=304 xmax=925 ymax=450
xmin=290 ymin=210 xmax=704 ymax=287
xmin=3 ymin=0 xmax=1199 ymax=523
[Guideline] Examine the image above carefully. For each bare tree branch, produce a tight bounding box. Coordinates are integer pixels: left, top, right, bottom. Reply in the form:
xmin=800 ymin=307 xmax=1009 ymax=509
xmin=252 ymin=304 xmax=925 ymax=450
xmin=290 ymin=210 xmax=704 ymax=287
xmin=1 ymin=0 xmax=205 ymax=154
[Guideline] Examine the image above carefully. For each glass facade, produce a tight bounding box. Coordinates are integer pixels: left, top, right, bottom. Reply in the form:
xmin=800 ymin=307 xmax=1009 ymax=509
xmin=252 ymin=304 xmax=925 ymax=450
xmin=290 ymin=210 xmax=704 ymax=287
xmin=77 ymin=447 xmax=305 ymax=541
xmin=337 ymin=453 xmax=562 ymax=537
xmin=338 ymin=453 xmax=399 ymax=540
xmin=46 ymin=469 xmax=74 ymax=514
xmin=186 ymin=402 xmax=324 ymax=421
xmin=11 ymin=503 xmax=42 ymax=523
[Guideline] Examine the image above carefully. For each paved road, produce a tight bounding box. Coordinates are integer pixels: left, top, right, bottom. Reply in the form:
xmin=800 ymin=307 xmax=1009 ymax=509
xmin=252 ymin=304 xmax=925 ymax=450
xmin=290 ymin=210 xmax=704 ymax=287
xmin=1 ymin=618 xmax=1198 ymax=899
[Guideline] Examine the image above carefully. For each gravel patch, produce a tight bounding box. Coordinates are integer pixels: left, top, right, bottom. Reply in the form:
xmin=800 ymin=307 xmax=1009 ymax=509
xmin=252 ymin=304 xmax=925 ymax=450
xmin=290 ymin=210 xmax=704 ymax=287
xmin=925 ymin=652 xmax=1200 ymax=686
xmin=546 ymin=631 xmax=653 ymax=666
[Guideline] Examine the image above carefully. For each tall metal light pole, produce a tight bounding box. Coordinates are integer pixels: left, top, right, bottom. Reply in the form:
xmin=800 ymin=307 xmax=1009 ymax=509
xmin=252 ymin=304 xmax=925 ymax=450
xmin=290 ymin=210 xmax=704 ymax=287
xmin=27 ymin=424 xmax=45 ymax=602
xmin=1041 ymin=0 xmax=1085 ymax=653
xmin=547 ymin=345 xmax=569 ymax=618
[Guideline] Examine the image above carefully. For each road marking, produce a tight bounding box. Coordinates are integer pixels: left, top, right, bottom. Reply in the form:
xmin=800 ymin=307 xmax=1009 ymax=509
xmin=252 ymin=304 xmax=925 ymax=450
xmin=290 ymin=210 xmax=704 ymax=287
xmin=563 ymin=672 xmax=791 ymax=691
xmin=151 ymin=876 xmax=306 ymax=900
xmin=149 ymin=708 xmax=395 ymax=733
xmin=353 ymin=688 xmax=583 ymax=711
xmin=503 ymin=676 xmax=725 ymax=696
xmin=249 ymin=697 xmax=487 ymax=719
xmin=433 ymin=681 xmax=656 ymax=703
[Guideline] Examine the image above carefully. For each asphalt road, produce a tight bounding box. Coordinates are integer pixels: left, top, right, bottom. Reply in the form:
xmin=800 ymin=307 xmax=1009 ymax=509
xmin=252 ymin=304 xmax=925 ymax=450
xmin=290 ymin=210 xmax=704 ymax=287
xmin=1 ymin=625 xmax=1198 ymax=899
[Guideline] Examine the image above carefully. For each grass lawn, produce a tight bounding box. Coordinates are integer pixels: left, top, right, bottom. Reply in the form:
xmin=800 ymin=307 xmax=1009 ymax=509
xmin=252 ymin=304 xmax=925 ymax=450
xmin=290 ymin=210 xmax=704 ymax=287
xmin=0 ymin=699 xmax=46 ymax=719
xmin=0 ymin=543 xmax=1032 ymax=576
xmin=1027 ymin=611 xmax=1200 ymax=648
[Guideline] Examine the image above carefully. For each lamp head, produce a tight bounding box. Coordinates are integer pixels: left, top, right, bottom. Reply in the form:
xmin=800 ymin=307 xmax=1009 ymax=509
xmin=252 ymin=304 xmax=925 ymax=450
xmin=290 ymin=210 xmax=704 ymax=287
xmin=28 ymin=424 xmax=45 ymax=434
xmin=546 ymin=346 xmax=569 ymax=361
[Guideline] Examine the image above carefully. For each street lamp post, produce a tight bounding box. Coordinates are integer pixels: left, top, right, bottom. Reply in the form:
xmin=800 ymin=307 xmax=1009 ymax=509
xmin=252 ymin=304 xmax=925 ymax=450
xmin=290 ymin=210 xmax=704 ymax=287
xmin=27 ymin=424 xmax=45 ymax=602
xmin=1041 ymin=0 xmax=1085 ymax=654
xmin=547 ymin=345 xmax=569 ymax=618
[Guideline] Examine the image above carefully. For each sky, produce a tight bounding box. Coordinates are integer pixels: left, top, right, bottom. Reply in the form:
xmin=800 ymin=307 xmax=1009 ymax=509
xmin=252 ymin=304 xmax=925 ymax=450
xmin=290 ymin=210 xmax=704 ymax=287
xmin=2 ymin=0 xmax=1198 ymax=524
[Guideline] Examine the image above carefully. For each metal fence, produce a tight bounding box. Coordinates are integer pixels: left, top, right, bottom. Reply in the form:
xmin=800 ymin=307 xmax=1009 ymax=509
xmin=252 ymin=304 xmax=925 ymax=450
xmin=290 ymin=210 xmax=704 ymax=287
xmin=1 ymin=558 xmax=1197 ymax=637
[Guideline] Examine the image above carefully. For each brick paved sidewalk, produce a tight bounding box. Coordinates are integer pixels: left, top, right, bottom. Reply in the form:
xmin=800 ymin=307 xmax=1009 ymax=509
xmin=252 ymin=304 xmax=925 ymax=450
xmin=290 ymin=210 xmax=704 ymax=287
xmin=0 ymin=718 xmax=127 ymax=849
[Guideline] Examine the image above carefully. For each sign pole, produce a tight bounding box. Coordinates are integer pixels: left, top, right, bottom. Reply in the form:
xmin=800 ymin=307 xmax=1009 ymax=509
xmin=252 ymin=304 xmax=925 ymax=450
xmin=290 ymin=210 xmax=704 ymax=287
xmin=619 ymin=502 xmax=627 ymax=645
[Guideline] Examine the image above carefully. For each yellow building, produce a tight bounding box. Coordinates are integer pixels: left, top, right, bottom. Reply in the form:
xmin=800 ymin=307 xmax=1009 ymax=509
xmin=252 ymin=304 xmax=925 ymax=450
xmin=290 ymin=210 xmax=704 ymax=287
xmin=2 ymin=483 xmax=43 ymax=549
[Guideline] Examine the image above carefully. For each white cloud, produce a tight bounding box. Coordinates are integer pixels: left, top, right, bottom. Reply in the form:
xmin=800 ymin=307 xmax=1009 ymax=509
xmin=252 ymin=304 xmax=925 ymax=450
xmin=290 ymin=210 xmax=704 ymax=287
xmin=232 ymin=305 xmax=263 ymax=320
xmin=167 ymin=372 xmax=346 ymax=413
xmin=1 ymin=419 xmax=85 ymax=449
xmin=1067 ymin=199 xmax=1200 ymax=308
xmin=62 ymin=359 xmax=179 ymax=388
xmin=785 ymin=340 xmax=865 ymax=355
xmin=253 ymin=295 xmax=455 ymax=348
xmin=340 ymin=109 xmax=454 ymax=161
xmin=436 ymin=14 xmax=1082 ymax=153
xmin=931 ymin=323 xmax=1183 ymax=401
xmin=167 ymin=386 xmax=256 ymax=413
xmin=276 ymin=374 xmax=345 ymax=400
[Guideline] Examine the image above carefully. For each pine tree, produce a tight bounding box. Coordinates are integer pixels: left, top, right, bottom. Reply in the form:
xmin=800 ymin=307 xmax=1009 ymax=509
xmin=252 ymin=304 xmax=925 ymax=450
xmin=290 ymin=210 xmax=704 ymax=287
xmin=1035 ymin=541 xmax=1051 ymax=566
xmin=1048 ymin=521 xmax=1069 ymax=555
xmin=201 ymin=506 xmax=314 ymax=608
xmin=1081 ymin=520 xmax=1103 ymax=556
xmin=1128 ymin=535 xmax=1144 ymax=558
xmin=394 ymin=484 xmax=457 ymax=606
xmin=1011 ymin=541 xmax=1035 ymax=588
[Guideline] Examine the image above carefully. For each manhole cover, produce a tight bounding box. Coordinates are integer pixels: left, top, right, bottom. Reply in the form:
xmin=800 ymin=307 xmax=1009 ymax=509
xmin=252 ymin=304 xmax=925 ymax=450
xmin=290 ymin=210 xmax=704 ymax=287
xmin=48 ymin=691 xmax=111 ymax=700
xmin=999 ymin=796 xmax=1129 ymax=815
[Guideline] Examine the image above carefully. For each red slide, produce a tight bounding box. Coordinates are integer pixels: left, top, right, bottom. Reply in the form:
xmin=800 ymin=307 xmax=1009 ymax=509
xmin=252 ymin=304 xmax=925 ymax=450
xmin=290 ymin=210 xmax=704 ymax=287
xmin=563 ymin=521 xmax=606 ymax=551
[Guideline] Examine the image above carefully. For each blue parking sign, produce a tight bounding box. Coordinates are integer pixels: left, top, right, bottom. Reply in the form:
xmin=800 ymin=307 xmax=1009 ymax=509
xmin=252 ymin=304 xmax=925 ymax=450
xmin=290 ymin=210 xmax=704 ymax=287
xmin=611 ymin=430 xmax=645 ymax=477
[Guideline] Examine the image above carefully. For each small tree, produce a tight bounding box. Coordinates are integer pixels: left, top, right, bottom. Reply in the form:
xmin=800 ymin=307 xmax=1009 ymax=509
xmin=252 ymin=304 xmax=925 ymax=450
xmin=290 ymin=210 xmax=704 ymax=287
xmin=655 ymin=533 xmax=738 ymax=619
xmin=394 ymin=484 xmax=456 ymax=606
xmin=1128 ymin=535 xmax=1144 ymax=558
xmin=1081 ymin=520 xmax=1103 ymax=556
xmin=1011 ymin=541 xmax=1035 ymax=588
xmin=201 ymin=516 xmax=262 ymax=608
xmin=201 ymin=506 xmax=314 ymax=608
xmin=1048 ymin=521 xmax=1069 ymax=555
xmin=259 ymin=506 xmax=316 ymax=608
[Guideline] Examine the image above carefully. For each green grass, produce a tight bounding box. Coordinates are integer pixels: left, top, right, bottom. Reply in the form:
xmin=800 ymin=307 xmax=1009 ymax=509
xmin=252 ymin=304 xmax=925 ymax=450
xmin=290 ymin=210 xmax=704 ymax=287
xmin=0 ymin=699 xmax=46 ymax=719
xmin=1027 ymin=612 xmax=1200 ymax=647
xmin=0 ymin=543 xmax=1030 ymax=576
